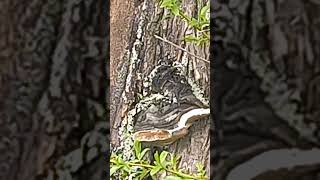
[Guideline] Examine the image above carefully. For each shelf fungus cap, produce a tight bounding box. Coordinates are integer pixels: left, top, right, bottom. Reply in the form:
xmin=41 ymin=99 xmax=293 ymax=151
xmin=179 ymin=108 xmax=210 ymax=127
xmin=133 ymin=128 xmax=189 ymax=145
xmin=133 ymin=108 xmax=210 ymax=145
xmin=133 ymin=129 xmax=172 ymax=142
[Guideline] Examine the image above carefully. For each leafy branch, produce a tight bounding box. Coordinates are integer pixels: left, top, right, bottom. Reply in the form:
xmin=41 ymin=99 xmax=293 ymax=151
xmin=159 ymin=0 xmax=210 ymax=46
xmin=110 ymin=141 xmax=208 ymax=180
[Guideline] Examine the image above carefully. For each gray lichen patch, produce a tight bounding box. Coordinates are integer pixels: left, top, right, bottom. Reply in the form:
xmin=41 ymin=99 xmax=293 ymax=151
xmin=117 ymin=93 xmax=169 ymax=160
xmin=115 ymin=0 xmax=152 ymax=160
xmin=122 ymin=1 xmax=148 ymax=99
xmin=187 ymin=77 xmax=209 ymax=107
xmin=175 ymin=61 xmax=209 ymax=107
xmin=143 ymin=63 xmax=165 ymax=96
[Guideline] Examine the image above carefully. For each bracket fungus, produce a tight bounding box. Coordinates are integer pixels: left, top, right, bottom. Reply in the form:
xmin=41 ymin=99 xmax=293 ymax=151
xmin=133 ymin=108 xmax=210 ymax=145
xmin=132 ymin=62 xmax=209 ymax=145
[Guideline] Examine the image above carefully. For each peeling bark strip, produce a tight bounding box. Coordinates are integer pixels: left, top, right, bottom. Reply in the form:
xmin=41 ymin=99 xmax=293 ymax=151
xmin=227 ymin=148 xmax=320 ymax=180
xmin=111 ymin=0 xmax=210 ymax=175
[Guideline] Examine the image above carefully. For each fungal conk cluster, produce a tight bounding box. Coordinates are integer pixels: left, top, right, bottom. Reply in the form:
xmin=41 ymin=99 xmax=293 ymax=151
xmin=117 ymin=60 xmax=209 ymax=160
xmin=133 ymin=61 xmax=209 ymax=145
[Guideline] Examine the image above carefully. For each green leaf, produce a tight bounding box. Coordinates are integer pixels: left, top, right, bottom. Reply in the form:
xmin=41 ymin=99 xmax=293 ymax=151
xmin=189 ymin=18 xmax=199 ymax=27
xmin=200 ymin=22 xmax=209 ymax=29
xmin=140 ymin=148 xmax=150 ymax=160
xmin=150 ymin=166 xmax=162 ymax=176
xmin=134 ymin=141 xmax=142 ymax=159
xmin=110 ymin=158 xmax=117 ymax=165
xmin=116 ymin=155 xmax=124 ymax=165
xmin=160 ymin=0 xmax=175 ymax=8
xmin=199 ymin=5 xmax=209 ymax=20
xmin=160 ymin=151 xmax=169 ymax=164
xmin=171 ymin=154 xmax=180 ymax=171
xmin=195 ymin=162 xmax=204 ymax=172
xmin=171 ymin=6 xmax=180 ymax=16
xmin=138 ymin=169 xmax=150 ymax=180
xmin=154 ymin=151 xmax=160 ymax=164
xmin=198 ymin=36 xmax=209 ymax=46
xmin=122 ymin=164 xmax=131 ymax=173
xmin=184 ymin=35 xmax=200 ymax=43
xmin=164 ymin=176 xmax=182 ymax=180
xmin=110 ymin=165 xmax=122 ymax=176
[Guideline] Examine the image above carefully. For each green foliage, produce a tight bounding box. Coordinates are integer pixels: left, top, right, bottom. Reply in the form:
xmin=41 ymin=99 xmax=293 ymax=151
xmin=110 ymin=141 xmax=208 ymax=179
xmin=159 ymin=0 xmax=210 ymax=46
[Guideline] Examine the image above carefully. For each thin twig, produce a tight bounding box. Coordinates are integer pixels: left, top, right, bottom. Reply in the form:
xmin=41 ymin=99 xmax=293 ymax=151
xmin=154 ymin=35 xmax=210 ymax=63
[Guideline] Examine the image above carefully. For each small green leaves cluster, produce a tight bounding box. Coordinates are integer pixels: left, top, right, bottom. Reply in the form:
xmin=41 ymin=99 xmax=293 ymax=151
xmin=110 ymin=141 xmax=208 ymax=179
xmin=159 ymin=0 xmax=210 ymax=46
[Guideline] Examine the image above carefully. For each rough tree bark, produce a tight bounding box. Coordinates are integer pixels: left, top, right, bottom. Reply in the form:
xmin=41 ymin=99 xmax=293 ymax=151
xmin=0 ymin=1 xmax=107 ymax=180
xmin=110 ymin=0 xmax=210 ymax=177
xmin=213 ymin=0 xmax=320 ymax=179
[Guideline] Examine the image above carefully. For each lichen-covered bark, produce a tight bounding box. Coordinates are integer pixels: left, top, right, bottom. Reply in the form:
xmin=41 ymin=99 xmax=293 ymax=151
xmin=110 ymin=0 xmax=210 ymax=176
xmin=213 ymin=0 xmax=320 ymax=179
xmin=0 ymin=0 xmax=107 ymax=179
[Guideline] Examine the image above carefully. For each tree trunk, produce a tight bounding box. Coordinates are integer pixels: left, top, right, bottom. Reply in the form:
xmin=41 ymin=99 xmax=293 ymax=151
xmin=110 ymin=0 xmax=210 ymax=177
xmin=213 ymin=0 xmax=320 ymax=179
xmin=0 ymin=1 xmax=107 ymax=180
